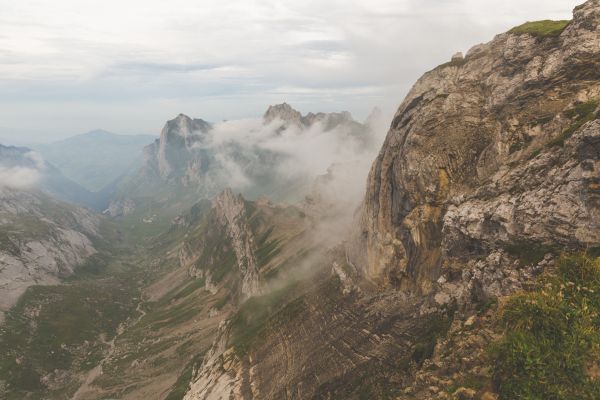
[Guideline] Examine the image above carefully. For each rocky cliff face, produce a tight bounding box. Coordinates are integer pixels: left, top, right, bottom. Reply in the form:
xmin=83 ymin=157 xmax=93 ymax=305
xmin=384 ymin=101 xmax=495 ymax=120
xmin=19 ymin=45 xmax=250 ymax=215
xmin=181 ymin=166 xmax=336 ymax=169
xmin=0 ymin=187 xmax=100 ymax=322
xmin=212 ymin=189 xmax=261 ymax=298
xmin=144 ymin=114 xmax=212 ymax=180
xmin=350 ymin=0 xmax=600 ymax=293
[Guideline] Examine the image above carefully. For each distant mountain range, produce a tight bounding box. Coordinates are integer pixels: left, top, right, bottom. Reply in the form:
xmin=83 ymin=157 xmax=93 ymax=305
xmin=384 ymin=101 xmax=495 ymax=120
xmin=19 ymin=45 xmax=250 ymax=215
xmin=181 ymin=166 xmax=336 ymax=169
xmin=0 ymin=144 xmax=99 ymax=206
xmin=33 ymin=130 xmax=156 ymax=192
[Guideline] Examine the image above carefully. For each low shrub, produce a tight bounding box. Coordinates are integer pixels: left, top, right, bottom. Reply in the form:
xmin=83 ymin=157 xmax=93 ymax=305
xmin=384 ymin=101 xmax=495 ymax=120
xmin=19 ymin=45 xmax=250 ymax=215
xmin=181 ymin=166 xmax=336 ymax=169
xmin=490 ymin=254 xmax=600 ymax=399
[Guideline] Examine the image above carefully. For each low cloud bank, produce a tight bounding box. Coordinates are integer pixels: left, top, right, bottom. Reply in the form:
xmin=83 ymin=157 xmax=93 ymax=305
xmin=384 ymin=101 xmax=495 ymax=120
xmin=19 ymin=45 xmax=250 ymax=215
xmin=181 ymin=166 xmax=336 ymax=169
xmin=0 ymin=166 xmax=41 ymax=189
xmin=0 ymin=150 xmax=46 ymax=189
xmin=193 ymin=108 xmax=388 ymax=207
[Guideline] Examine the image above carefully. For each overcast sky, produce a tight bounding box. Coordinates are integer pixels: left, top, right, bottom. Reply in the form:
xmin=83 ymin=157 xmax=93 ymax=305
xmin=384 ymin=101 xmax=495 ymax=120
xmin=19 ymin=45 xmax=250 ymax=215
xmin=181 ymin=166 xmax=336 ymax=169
xmin=0 ymin=0 xmax=578 ymax=143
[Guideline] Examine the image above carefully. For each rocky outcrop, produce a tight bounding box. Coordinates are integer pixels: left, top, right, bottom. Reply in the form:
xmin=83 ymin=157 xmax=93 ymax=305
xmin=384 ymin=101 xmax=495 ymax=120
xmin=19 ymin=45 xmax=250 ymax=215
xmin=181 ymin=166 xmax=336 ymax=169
xmin=212 ymin=189 xmax=261 ymax=298
xmin=350 ymin=0 xmax=600 ymax=293
xmin=263 ymin=102 xmax=368 ymax=137
xmin=263 ymin=103 xmax=304 ymax=127
xmin=183 ymin=321 xmax=242 ymax=400
xmin=0 ymin=187 xmax=100 ymax=322
xmin=177 ymin=189 xmax=262 ymax=299
xmin=443 ymin=120 xmax=600 ymax=256
xmin=144 ymin=113 xmax=212 ymax=180
xmin=183 ymin=255 xmax=453 ymax=400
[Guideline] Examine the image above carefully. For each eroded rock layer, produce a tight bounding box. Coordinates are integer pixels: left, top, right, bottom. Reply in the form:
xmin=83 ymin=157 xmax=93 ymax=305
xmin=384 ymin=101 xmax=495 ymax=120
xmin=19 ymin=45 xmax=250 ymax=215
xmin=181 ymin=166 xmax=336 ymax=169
xmin=350 ymin=0 xmax=600 ymax=292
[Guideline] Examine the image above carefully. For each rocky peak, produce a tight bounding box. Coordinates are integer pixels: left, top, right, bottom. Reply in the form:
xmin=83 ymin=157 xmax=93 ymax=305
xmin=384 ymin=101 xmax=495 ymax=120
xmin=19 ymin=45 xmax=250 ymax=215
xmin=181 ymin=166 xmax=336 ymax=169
xmin=263 ymin=102 xmax=362 ymax=134
xmin=364 ymin=107 xmax=382 ymax=125
xmin=562 ymin=0 xmax=600 ymax=55
xmin=263 ymin=102 xmax=303 ymax=127
xmin=163 ymin=114 xmax=211 ymax=139
xmin=212 ymin=189 xmax=261 ymax=298
xmin=159 ymin=113 xmax=212 ymax=149
xmin=302 ymin=110 xmax=355 ymax=130
xmin=212 ymin=188 xmax=246 ymax=223
xmin=144 ymin=113 xmax=213 ymax=179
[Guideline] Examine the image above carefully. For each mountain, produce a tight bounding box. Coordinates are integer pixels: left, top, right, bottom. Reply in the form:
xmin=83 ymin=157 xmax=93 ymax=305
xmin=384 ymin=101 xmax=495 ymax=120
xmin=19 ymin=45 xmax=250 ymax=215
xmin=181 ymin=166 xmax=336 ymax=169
xmin=106 ymin=105 xmax=382 ymax=226
xmin=144 ymin=115 xmax=212 ymax=180
xmin=34 ymin=130 xmax=156 ymax=192
xmin=0 ymin=186 xmax=100 ymax=323
xmin=1 ymin=1 xmax=599 ymax=399
xmin=0 ymin=144 xmax=99 ymax=207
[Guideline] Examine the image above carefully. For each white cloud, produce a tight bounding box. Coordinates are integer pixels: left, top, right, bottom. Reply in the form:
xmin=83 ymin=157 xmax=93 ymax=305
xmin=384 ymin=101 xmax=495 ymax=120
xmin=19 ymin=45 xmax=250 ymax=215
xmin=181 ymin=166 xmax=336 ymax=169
xmin=192 ymin=108 xmax=387 ymax=207
xmin=0 ymin=166 xmax=41 ymax=189
xmin=0 ymin=0 xmax=579 ymax=140
xmin=25 ymin=151 xmax=45 ymax=169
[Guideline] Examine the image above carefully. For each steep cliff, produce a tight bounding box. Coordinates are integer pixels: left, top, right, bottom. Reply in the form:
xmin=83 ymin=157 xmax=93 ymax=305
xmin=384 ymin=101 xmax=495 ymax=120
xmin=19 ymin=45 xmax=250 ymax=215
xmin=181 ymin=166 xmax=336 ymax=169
xmin=350 ymin=0 xmax=600 ymax=293
xmin=144 ymin=114 xmax=212 ymax=181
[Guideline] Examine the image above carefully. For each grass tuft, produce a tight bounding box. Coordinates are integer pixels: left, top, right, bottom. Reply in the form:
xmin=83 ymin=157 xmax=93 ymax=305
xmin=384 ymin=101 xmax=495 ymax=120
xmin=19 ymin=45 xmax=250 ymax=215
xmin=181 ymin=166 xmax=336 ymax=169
xmin=509 ymin=20 xmax=570 ymax=38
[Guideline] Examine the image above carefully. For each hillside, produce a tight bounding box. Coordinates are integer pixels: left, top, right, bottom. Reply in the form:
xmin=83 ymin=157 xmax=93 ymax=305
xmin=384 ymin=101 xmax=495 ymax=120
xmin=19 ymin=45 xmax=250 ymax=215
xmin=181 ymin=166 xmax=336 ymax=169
xmin=0 ymin=187 xmax=100 ymax=323
xmin=0 ymin=144 xmax=99 ymax=207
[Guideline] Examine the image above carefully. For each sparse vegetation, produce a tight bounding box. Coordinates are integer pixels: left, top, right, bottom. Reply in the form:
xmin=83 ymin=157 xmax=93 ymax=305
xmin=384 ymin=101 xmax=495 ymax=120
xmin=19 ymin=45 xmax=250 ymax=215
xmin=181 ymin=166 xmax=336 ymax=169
xmin=509 ymin=134 xmax=534 ymax=154
xmin=490 ymin=254 xmax=600 ymax=399
xmin=549 ymin=99 xmax=599 ymax=147
xmin=164 ymin=353 xmax=205 ymax=400
xmin=213 ymin=294 xmax=231 ymax=310
xmin=505 ymin=242 xmax=556 ymax=266
xmin=229 ymin=281 xmax=302 ymax=356
xmin=509 ymin=20 xmax=570 ymax=38
xmin=411 ymin=308 xmax=455 ymax=366
xmin=447 ymin=375 xmax=486 ymax=394
xmin=0 ymin=280 xmax=136 ymax=398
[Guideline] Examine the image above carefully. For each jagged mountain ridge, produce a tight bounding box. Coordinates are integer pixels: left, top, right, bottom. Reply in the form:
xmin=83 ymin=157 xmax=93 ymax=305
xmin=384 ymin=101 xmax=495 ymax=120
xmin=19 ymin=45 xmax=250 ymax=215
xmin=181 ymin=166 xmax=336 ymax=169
xmin=108 ymin=104 xmax=381 ymax=219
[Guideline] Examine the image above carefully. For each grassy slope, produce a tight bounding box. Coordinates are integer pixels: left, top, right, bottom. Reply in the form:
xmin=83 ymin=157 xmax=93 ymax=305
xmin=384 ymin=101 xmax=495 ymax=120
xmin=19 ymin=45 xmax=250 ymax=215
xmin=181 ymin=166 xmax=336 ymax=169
xmin=490 ymin=254 xmax=600 ymax=399
xmin=509 ymin=20 xmax=571 ymax=37
xmin=0 ymin=237 xmax=141 ymax=399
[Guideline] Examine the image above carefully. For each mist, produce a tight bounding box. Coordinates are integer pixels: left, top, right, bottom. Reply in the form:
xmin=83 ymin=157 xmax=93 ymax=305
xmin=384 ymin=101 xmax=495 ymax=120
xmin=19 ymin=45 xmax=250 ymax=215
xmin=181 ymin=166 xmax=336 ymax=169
xmin=0 ymin=166 xmax=41 ymax=189
xmin=0 ymin=150 xmax=44 ymax=189
xmin=194 ymin=108 xmax=388 ymax=208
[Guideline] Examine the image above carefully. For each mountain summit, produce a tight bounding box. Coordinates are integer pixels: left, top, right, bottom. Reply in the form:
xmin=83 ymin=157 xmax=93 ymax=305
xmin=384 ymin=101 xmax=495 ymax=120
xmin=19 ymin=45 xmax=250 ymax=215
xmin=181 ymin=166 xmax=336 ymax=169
xmin=263 ymin=102 xmax=362 ymax=133
xmin=144 ymin=114 xmax=212 ymax=180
